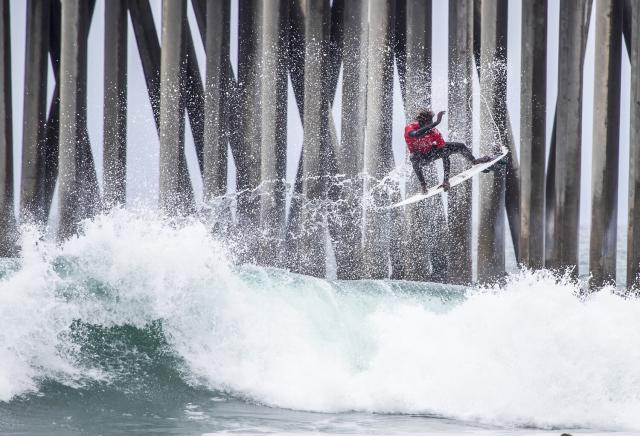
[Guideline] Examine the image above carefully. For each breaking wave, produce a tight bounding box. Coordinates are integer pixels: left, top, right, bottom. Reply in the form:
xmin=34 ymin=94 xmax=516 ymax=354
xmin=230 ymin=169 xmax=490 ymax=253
xmin=1 ymin=210 xmax=639 ymax=430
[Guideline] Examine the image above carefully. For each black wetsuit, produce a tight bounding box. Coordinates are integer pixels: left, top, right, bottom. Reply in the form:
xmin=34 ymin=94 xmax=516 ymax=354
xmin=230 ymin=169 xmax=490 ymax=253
xmin=408 ymin=119 xmax=477 ymax=188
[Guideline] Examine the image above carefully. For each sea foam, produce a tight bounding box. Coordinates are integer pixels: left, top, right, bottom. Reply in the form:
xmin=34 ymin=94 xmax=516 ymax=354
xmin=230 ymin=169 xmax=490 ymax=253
xmin=0 ymin=210 xmax=639 ymax=431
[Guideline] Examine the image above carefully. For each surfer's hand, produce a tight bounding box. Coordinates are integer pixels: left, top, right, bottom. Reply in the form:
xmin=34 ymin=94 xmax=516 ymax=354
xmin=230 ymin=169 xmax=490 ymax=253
xmin=440 ymin=180 xmax=450 ymax=192
xmin=437 ymin=110 xmax=446 ymax=119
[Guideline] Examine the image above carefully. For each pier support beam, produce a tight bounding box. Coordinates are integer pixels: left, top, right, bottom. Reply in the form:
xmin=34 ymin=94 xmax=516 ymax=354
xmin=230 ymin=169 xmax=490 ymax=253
xmin=203 ymin=0 xmax=228 ymax=201
xmin=478 ymin=0 xmax=508 ymax=282
xmin=256 ymin=0 xmax=288 ymax=265
xmin=335 ymin=0 xmax=368 ymax=279
xmin=362 ymin=0 xmax=395 ymax=279
xmin=447 ymin=0 xmax=474 ymax=284
xmin=103 ymin=0 xmax=128 ymax=208
xmin=235 ymin=0 xmax=261 ymax=244
xmin=58 ymin=0 xmax=100 ymax=240
xmin=296 ymin=0 xmax=330 ymax=277
xmin=547 ymin=0 xmax=592 ymax=273
xmin=628 ymin=0 xmax=640 ymax=289
xmin=158 ymin=0 xmax=192 ymax=215
xmin=21 ymin=0 xmax=50 ymax=225
xmin=590 ymin=0 xmax=622 ymax=288
xmin=0 ymin=0 xmax=16 ymax=256
xmin=400 ymin=0 xmax=447 ymax=282
xmin=519 ymin=0 xmax=547 ymax=268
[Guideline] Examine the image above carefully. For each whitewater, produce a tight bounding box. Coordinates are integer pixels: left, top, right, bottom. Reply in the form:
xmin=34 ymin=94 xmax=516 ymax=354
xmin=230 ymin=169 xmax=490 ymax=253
xmin=1 ymin=210 xmax=640 ymax=434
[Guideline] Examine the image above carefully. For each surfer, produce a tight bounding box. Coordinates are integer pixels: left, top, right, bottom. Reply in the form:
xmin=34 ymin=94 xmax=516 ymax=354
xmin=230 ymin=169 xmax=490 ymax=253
xmin=404 ymin=109 xmax=493 ymax=193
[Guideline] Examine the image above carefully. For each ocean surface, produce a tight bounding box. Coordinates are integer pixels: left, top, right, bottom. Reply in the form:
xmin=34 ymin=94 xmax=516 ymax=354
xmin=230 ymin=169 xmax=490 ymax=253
xmin=1 ymin=210 xmax=639 ymax=435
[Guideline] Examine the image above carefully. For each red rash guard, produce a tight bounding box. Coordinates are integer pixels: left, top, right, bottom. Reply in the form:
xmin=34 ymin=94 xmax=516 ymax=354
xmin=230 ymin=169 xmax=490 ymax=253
xmin=404 ymin=121 xmax=446 ymax=154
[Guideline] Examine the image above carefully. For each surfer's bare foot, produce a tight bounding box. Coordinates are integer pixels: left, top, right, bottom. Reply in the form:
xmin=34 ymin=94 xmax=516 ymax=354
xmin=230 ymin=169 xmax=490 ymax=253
xmin=440 ymin=180 xmax=450 ymax=192
xmin=421 ymin=183 xmax=428 ymax=194
xmin=473 ymin=156 xmax=492 ymax=165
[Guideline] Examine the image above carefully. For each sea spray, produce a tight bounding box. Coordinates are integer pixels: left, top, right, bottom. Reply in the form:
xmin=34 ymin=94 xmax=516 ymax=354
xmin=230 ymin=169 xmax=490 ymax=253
xmin=0 ymin=210 xmax=639 ymax=431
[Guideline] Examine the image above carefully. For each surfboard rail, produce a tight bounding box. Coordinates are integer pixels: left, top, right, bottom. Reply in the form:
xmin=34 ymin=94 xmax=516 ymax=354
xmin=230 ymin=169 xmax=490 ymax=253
xmin=389 ymin=146 xmax=509 ymax=209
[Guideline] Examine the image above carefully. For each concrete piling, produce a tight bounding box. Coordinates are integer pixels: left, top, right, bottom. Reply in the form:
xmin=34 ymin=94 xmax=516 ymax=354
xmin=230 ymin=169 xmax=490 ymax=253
xmin=447 ymin=0 xmax=474 ymax=284
xmin=58 ymin=0 xmax=100 ymax=240
xmin=103 ymin=0 xmax=128 ymax=208
xmin=477 ymin=0 xmax=508 ymax=283
xmin=158 ymin=0 xmax=193 ymax=215
xmin=519 ymin=0 xmax=547 ymax=268
xmin=361 ymin=0 xmax=395 ymax=279
xmin=20 ymin=0 xmax=50 ymax=225
xmin=628 ymin=0 xmax=640 ymax=290
xmin=547 ymin=0 xmax=592 ymax=273
xmin=0 ymin=0 xmax=16 ymax=256
xmin=335 ymin=0 xmax=368 ymax=279
xmin=590 ymin=0 xmax=622 ymax=288
xmin=203 ymin=0 xmax=228 ymax=200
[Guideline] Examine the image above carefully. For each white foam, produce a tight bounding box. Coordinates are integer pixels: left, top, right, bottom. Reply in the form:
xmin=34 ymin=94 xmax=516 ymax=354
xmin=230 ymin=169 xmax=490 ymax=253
xmin=0 ymin=210 xmax=639 ymax=431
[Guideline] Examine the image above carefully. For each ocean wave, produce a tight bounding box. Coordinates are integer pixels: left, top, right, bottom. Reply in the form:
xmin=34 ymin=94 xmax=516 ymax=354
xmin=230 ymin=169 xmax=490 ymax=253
xmin=0 ymin=210 xmax=639 ymax=431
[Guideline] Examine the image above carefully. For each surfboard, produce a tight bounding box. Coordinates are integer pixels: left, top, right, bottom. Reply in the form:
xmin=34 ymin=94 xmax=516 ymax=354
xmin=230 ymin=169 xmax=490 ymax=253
xmin=389 ymin=146 xmax=510 ymax=209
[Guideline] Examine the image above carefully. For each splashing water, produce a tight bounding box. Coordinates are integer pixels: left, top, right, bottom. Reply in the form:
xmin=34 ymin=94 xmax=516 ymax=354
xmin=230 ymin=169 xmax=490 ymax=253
xmin=0 ymin=209 xmax=639 ymax=431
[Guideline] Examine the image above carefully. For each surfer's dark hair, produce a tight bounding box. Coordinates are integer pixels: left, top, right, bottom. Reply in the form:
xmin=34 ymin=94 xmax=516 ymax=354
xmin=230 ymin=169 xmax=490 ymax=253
xmin=416 ymin=108 xmax=434 ymax=124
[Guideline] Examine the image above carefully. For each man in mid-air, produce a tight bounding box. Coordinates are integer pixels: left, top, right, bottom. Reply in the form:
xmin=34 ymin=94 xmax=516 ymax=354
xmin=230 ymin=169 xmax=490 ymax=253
xmin=404 ymin=109 xmax=492 ymax=193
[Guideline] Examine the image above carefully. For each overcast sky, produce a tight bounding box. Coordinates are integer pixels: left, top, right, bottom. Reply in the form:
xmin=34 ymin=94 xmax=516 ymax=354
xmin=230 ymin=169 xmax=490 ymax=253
xmin=6 ymin=0 xmax=633 ymax=231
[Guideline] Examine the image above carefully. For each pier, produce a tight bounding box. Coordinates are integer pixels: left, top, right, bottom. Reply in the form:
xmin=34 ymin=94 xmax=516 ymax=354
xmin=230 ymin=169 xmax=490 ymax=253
xmin=0 ymin=0 xmax=639 ymax=288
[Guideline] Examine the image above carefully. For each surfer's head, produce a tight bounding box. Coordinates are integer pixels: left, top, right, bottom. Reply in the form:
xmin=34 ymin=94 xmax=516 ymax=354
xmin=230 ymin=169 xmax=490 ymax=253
xmin=416 ymin=108 xmax=434 ymax=126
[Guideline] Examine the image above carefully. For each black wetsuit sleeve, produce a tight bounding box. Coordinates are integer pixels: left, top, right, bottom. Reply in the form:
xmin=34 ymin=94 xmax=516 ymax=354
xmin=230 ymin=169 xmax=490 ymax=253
xmin=407 ymin=117 xmax=442 ymax=138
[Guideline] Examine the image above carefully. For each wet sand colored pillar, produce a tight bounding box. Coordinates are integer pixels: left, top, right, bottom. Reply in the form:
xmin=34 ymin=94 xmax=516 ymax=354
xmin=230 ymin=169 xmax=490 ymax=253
xmin=296 ymin=0 xmax=330 ymax=277
xmin=256 ymin=0 xmax=288 ymax=265
xmin=0 ymin=0 xmax=16 ymax=256
xmin=20 ymin=0 xmax=49 ymax=225
xmin=477 ymin=0 xmax=508 ymax=283
xmin=519 ymin=0 xmax=547 ymax=268
xmin=547 ymin=0 xmax=592 ymax=273
xmin=103 ymin=0 xmax=127 ymax=208
xmin=447 ymin=0 xmax=474 ymax=284
xmin=361 ymin=0 xmax=395 ymax=279
xmin=158 ymin=0 xmax=192 ymax=215
xmin=590 ymin=0 xmax=622 ymax=288
xmin=628 ymin=0 xmax=640 ymax=289
xmin=203 ymin=0 xmax=228 ymax=200
xmin=335 ymin=0 xmax=368 ymax=279
xmin=58 ymin=0 xmax=100 ymax=240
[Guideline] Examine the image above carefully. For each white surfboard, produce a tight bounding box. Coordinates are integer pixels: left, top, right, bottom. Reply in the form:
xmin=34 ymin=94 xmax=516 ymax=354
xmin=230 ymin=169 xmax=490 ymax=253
xmin=389 ymin=146 xmax=509 ymax=209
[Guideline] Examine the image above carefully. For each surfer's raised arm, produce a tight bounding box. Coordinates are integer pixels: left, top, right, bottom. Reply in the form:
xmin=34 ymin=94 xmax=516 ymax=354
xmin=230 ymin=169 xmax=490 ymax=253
xmin=407 ymin=110 xmax=445 ymax=138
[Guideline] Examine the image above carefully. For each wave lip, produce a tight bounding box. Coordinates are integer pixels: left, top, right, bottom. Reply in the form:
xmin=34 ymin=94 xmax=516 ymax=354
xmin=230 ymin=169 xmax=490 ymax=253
xmin=1 ymin=211 xmax=639 ymax=432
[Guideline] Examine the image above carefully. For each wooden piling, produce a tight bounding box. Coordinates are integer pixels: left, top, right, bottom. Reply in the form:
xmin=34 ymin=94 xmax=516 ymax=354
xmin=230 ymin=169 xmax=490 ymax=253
xmin=477 ymin=0 xmax=508 ymax=283
xmin=519 ymin=0 xmax=547 ymax=268
xmin=158 ymin=0 xmax=192 ymax=215
xmin=335 ymin=0 xmax=368 ymax=279
xmin=590 ymin=0 xmax=622 ymax=288
xmin=628 ymin=0 xmax=640 ymax=289
xmin=447 ymin=0 xmax=474 ymax=284
xmin=103 ymin=0 xmax=128 ymax=208
xmin=20 ymin=0 xmax=50 ymax=225
xmin=547 ymin=0 xmax=592 ymax=273
xmin=361 ymin=0 xmax=395 ymax=279
xmin=203 ymin=0 xmax=228 ymax=200
xmin=256 ymin=0 xmax=289 ymax=264
xmin=58 ymin=0 xmax=100 ymax=240
xmin=0 ymin=0 xmax=16 ymax=256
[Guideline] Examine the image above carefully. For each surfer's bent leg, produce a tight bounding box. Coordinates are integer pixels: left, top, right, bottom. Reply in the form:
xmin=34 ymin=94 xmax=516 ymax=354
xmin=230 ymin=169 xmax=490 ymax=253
xmin=410 ymin=153 xmax=428 ymax=191
xmin=444 ymin=142 xmax=475 ymax=162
